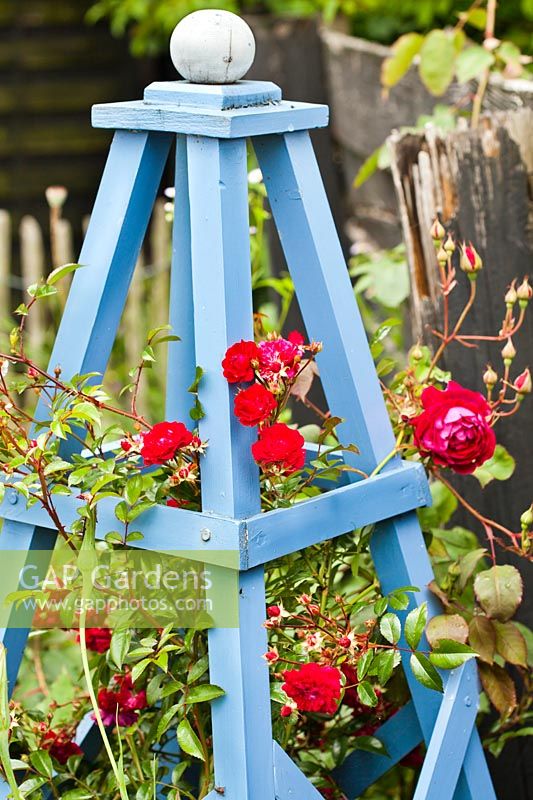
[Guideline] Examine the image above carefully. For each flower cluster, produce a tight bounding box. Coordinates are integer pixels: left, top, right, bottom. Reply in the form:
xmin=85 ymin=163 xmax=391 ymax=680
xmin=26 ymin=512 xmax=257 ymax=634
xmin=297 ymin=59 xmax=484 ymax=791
xmin=95 ymin=673 xmax=148 ymax=728
xmin=76 ymin=627 xmax=112 ymax=653
xmin=40 ymin=728 xmax=83 ymax=765
xmin=222 ymin=333 xmax=321 ymax=476
xmin=264 ymin=593 xmax=386 ymax=721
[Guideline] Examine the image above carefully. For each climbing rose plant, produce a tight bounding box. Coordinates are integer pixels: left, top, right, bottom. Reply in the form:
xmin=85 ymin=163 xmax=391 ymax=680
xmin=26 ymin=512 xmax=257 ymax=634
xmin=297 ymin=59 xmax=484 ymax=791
xmin=0 ymin=219 xmax=531 ymax=799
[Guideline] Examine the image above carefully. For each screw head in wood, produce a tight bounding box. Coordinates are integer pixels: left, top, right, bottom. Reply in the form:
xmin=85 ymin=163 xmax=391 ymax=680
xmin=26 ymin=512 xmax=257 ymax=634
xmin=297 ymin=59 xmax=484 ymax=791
xmin=200 ymin=528 xmax=212 ymax=542
xmin=170 ymin=10 xmax=256 ymax=85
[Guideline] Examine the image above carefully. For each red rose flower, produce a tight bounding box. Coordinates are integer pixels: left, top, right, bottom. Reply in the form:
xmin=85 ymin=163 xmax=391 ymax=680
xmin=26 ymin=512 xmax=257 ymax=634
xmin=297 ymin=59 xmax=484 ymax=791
xmin=167 ymin=497 xmax=187 ymax=508
xmin=410 ymin=381 xmax=496 ymax=474
xmin=234 ymin=384 xmax=277 ymax=427
xmin=95 ymin=674 xmax=147 ymax=727
xmin=76 ymin=627 xmax=112 ymax=653
xmin=252 ymin=423 xmax=305 ymax=475
xmin=42 ymin=730 xmax=82 ymax=765
xmin=287 ymin=330 xmax=305 ymax=346
xmin=141 ymin=421 xmax=194 ymax=466
xmin=257 ymin=337 xmax=302 ymax=385
xmin=282 ymin=662 xmax=342 ymax=715
xmin=222 ymin=340 xmax=259 ymax=383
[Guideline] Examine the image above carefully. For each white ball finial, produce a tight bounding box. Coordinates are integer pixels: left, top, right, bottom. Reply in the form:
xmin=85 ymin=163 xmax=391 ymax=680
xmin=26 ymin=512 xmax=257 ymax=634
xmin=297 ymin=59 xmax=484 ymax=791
xmin=170 ymin=10 xmax=255 ymax=85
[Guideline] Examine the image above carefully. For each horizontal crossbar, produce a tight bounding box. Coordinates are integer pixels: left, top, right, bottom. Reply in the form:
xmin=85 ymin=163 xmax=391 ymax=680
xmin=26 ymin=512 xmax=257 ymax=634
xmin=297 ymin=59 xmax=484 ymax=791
xmin=242 ymin=462 xmax=431 ymax=568
xmin=0 ymin=491 xmax=241 ymax=566
xmin=91 ymin=100 xmax=329 ymax=139
xmin=333 ymin=701 xmax=422 ymax=796
xmin=0 ymin=461 xmax=430 ymax=570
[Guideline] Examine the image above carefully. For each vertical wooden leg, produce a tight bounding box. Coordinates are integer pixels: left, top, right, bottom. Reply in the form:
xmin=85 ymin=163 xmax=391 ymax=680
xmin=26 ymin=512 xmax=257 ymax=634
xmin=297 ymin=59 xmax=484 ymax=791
xmin=256 ymin=131 xmax=493 ymax=800
xmin=0 ymin=521 xmax=56 ymax=694
xmin=166 ymin=135 xmax=196 ymax=420
xmin=254 ymin=131 xmax=396 ymax=477
xmin=0 ymin=129 xmax=173 ymax=798
xmin=187 ymin=134 xmax=274 ymax=800
xmin=43 ymin=130 xmax=172 ymax=388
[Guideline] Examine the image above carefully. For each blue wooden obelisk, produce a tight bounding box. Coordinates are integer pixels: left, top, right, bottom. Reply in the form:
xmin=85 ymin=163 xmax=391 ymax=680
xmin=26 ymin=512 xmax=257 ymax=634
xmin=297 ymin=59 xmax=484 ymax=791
xmin=0 ymin=10 xmax=496 ymax=800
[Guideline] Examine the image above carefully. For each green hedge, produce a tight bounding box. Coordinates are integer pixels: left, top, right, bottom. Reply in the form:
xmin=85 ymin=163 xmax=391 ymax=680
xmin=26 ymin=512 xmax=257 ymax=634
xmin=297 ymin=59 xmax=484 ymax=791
xmin=87 ymin=0 xmax=532 ymax=56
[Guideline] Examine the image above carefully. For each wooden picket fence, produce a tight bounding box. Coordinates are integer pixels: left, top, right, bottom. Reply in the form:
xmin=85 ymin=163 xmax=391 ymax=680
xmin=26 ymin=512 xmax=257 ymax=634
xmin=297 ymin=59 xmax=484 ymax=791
xmin=0 ymin=191 xmax=172 ymax=415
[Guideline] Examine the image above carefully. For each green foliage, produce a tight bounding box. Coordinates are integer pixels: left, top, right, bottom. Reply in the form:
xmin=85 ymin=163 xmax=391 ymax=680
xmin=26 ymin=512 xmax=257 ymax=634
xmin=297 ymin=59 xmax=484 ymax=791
xmin=473 ymin=444 xmax=516 ymax=488
xmin=87 ymin=0 xmax=533 ymax=57
xmin=350 ymin=246 xmax=410 ymax=310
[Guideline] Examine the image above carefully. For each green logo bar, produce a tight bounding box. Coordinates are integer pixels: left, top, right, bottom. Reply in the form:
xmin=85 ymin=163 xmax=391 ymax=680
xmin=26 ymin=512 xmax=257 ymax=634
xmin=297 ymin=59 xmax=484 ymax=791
xmin=0 ymin=546 xmax=239 ymax=629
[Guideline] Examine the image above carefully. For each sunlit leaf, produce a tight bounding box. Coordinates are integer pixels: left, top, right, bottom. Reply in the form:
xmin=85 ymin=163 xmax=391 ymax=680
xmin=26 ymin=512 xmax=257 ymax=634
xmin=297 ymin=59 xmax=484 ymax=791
xmin=474 ymin=565 xmax=523 ymax=621
xmin=382 ymin=32 xmax=424 ymax=88
xmin=426 ymin=614 xmax=469 ymax=647
xmin=410 ymin=652 xmax=443 ymax=692
xmin=419 ymin=30 xmax=456 ymax=95
xmin=177 ymin=718 xmax=205 ymax=761
xmin=474 ymin=445 xmax=515 ymax=488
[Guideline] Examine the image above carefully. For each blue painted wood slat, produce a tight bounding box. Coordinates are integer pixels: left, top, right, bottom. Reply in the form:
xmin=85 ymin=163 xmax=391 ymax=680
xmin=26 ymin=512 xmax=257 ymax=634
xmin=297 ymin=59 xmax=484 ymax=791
xmin=0 ymin=521 xmax=56 ymax=694
xmin=92 ymin=99 xmax=328 ymax=139
xmin=187 ymin=134 xmax=274 ymax=800
xmin=333 ymin=701 xmax=423 ymax=796
xmin=413 ymin=662 xmax=478 ymax=800
xmin=244 ymin=461 xmax=430 ymax=568
xmin=273 ymin=742 xmax=324 ymax=800
xmin=166 ymin=134 xmax=196 ymax=421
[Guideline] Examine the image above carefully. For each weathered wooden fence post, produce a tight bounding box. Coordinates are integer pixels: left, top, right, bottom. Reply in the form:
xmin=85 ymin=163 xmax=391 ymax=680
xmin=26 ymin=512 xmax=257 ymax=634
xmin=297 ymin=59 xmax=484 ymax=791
xmin=388 ymin=110 xmax=533 ymax=796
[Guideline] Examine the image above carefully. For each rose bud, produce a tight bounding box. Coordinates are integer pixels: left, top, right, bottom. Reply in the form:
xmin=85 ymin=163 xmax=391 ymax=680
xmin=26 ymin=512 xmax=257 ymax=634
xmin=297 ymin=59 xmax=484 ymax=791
xmin=517 ymin=278 xmax=532 ymax=308
xmin=338 ymin=636 xmax=351 ymax=649
xmin=436 ymin=246 xmax=448 ymax=265
xmin=505 ymin=283 xmax=518 ymax=308
xmin=460 ymin=243 xmax=483 ymax=277
xmin=430 ymin=218 xmax=445 ymax=244
xmin=443 ymin=234 xmax=455 ymax=254
xmin=280 ymin=705 xmax=294 ymax=718
xmin=514 ymin=368 xmax=532 ymax=397
xmin=263 ymin=648 xmax=279 ymax=663
xmin=483 ymin=365 xmax=498 ymax=388
xmin=410 ymin=344 xmax=424 ymax=363
xmin=501 ymin=338 xmax=516 ymax=365
xmin=520 ymin=505 xmax=533 ymax=531
xmin=267 ymin=605 xmax=281 ymax=618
